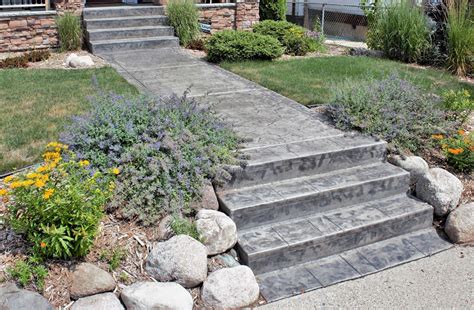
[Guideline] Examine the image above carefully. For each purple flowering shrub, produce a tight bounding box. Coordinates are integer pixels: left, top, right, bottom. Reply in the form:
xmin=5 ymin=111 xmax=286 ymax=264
xmin=61 ymin=90 xmax=244 ymax=225
xmin=327 ymin=75 xmax=456 ymax=153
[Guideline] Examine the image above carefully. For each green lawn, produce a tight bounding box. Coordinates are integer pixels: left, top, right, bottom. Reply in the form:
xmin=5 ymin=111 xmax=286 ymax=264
xmin=221 ymin=56 xmax=474 ymax=105
xmin=0 ymin=67 xmax=138 ymax=174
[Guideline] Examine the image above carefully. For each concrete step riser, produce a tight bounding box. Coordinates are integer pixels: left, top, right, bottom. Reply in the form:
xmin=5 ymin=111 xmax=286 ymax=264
xmin=90 ymin=38 xmax=179 ymax=54
xmin=87 ymin=27 xmax=174 ymax=41
xmin=85 ymin=17 xmax=168 ymax=30
xmin=239 ymin=207 xmax=433 ymax=275
xmin=222 ymin=173 xmax=410 ymax=230
xmin=226 ymin=143 xmax=387 ymax=189
xmin=83 ymin=7 xmax=165 ymax=19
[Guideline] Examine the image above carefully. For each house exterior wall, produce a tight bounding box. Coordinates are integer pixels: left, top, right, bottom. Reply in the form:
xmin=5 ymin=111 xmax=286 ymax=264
xmin=0 ymin=11 xmax=58 ymax=52
xmin=197 ymin=0 xmax=259 ymax=32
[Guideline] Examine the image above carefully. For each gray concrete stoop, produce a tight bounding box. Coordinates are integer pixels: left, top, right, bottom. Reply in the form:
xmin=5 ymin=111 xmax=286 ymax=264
xmin=98 ymin=48 xmax=452 ymax=303
xmin=83 ymin=6 xmax=178 ymax=54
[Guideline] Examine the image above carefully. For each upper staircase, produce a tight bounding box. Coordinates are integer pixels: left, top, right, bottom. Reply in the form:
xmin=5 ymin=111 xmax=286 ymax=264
xmin=216 ymin=134 xmax=452 ymax=302
xmin=83 ymin=6 xmax=179 ymax=54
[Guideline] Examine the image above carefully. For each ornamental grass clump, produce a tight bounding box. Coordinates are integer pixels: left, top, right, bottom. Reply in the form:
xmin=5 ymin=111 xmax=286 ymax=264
xmin=327 ymin=74 xmax=455 ymax=153
xmin=1 ymin=142 xmax=116 ymax=259
xmin=166 ymin=0 xmax=200 ymax=46
xmin=61 ymin=90 xmax=244 ymax=225
xmin=56 ymin=13 xmax=82 ymax=51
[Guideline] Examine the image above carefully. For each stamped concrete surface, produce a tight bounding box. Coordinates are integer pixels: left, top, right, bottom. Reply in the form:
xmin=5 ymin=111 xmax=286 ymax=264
xmin=262 ymin=245 xmax=474 ymax=309
xmin=99 ymin=48 xmax=453 ymax=302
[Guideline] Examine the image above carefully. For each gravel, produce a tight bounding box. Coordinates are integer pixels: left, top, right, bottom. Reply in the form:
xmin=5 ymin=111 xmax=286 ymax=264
xmin=261 ymin=245 xmax=474 ymax=309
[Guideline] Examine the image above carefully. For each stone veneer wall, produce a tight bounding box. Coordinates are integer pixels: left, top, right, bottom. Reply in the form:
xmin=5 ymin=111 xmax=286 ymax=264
xmin=197 ymin=0 xmax=259 ymax=32
xmin=0 ymin=11 xmax=58 ymax=52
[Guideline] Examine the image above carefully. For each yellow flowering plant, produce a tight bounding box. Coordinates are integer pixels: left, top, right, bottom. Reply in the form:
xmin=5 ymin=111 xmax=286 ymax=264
xmin=434 ymin=130 xmax=473 ymax=172
xmin=1 ymin=142 xmax=118 ymax=259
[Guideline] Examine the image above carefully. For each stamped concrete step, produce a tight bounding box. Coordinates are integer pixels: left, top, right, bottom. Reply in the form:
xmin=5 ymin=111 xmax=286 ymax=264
xmin=89 ymin=36 xmax=179 ymax=54
xmin=218 ymin=163 xmax=410 ymax=230
xmin=256 ymin=228 xmax=452 ymax=302
xmin=236 ymin=194 xmax=434 ymax=275
xmin=227 ymin=134 xmax=387 ymax=189
xmin=87 ymin=26 xmax=174 ymax=41
xmin=84 ymin=15 xmax=168 ymax=30
xmin=83 ymin=6 xmax=165 ymax=19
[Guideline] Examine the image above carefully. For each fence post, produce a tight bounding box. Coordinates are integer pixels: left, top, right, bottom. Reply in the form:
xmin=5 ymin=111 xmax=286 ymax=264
xmin=321 ymin=3 xmax=325 ymax=35
xmin=303 ymin=0 xmax=309 ymax=29
xmin=45 ymin=0 xmax=50 ymax=10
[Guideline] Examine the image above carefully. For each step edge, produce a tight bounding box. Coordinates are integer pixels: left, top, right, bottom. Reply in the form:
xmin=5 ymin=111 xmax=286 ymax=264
xmin=87 ymin=26 xmax=173 ymax=33
xmin=89 ymin=36 xmax=179 ymax=45
xmin=84 ymin=15 xmax=167 ymax=22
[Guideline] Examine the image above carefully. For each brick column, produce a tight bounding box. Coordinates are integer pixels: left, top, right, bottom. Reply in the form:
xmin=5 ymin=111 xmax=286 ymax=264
xmin=235 ymin=0 xmax=259 ymax=30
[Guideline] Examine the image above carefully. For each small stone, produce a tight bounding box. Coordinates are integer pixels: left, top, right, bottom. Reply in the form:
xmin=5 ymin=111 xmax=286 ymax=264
xmin=416 ymin=168 xmax=463 ymax=216
xmin=196 ymin=210 xmax=237 ymax=255
xmin=190 ymin=180 xmax=219 ymax=210
xmin=445 ymin=202 xmax=474 ymax=243
xmin=65 ymin=53 xmax=94 ymax=68
xmin=0 ymin=282 xmax=53 ymax=310
xmin=146 ymin=235 xmax=207 ymax=287
xmin=70 ymin=263 xmax=116 ymax=299
xmin=121 ymin=282 xmax=193 ymax=310
xmin=390 ymin=155 xmax=429 ymax=183
xmin=157 ymin=214 xmax=174 ymax=240
xmin=71 ymin=293 xmax=124 ymax=310
xmin=201 ymin=266 xmax=259 ymax=308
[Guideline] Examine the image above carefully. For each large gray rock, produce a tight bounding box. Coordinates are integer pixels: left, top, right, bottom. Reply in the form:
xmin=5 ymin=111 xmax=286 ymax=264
xmin=445 ymin=202 xmax=474 ymax=243
xmin=71 ymin=293 xmax=124 ymax=310
xmin=0 ymin=282 xmax=53 ymax=310
xmin=390 ymin=155 xmax=429 ymax=183
xmin=201 ymin=266 xmax=259 ymax=308
xmin=191 ymin=180 xmax=219 ymax=210
xmin=70 ymin=263 xmax=116 ymax=299
xmin=415 ymin=168 xmax=463 ymax=216
xmin=146 ymin=235 xmax=207 ymax=287
xmin=196 ymin=210 xmax=238 ymax=255
xmin=121 ymin=282 xmax=193 ymax=310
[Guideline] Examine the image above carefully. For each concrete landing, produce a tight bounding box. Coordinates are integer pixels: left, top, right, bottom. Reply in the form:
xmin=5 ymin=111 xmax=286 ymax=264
xmin=99 ymin=48 xmax=452 ymax=303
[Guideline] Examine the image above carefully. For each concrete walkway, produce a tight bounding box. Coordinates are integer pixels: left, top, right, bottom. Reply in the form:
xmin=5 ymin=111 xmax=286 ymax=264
xmin=262 ymin=245 xmax=474 ymax=309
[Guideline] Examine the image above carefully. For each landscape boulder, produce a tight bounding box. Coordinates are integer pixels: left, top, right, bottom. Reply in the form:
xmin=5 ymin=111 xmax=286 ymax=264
xmin=196 ymin=209 xmax=238 ymax=255
xmin=415 ymin=168 xmax=463 ymax=216
xmin=445 ymin=202 xmax=474 ymax=243
xmin=0 ymin=283 xmax=53 ymax=310
xmin=65 ymin=53 xmax=94 ymax=68
xmin=389 ymin=155 xmax=429 ymax=183
xmin=121 ymin=282 xmax=193 ymax=310
xmin=201 ymin=266 xmax=259 ymax=308
xmin=190 ymin=180 xmax=219 ymax=210
xmin=70 ymin=263 xmax=116 ymax=299
xmin=71 ymin=293 xmax=124 ymax=310
xmin=146 ymin=235 xmax=207 ymax=287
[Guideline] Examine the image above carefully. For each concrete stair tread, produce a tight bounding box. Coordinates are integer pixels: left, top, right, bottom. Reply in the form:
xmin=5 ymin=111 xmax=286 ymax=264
xmin=238 ymin=194 xmax=432 ymax=256
xmin=219 ymin=162 xmax=408 ymax=212
xmin=243 ymin=134 xmax=385 ymax=165
xmin=256 ymin=228 xmax=452 ymax=302
xmin=87 ymin=25 xmax=173 ymax=33
xmin=90 ymin=36 xmax=178 ymax=44
xmin=84 ymin=15 xmax=166 ymax=21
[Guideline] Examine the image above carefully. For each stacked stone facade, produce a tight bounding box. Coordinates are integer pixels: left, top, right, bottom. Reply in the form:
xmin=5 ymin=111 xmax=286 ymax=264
xmin=197 ymin=4 xmax=236 ymax=33
xmin=235 ymin=0 xmax=259 ymax=30
xmin=0 ymin=12 xmax=58 ymax=52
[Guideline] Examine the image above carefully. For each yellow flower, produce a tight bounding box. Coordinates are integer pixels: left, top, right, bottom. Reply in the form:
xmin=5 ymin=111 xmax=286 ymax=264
xmin=9 ymin=181 xmax=23 ymax=189
xmin=448 ymin=148 xmax=464 ymax=155
xmin=22 ymin=180 xmax=34 ymax=187
xmin=26 ymin=172 xmax=40 ymax=179
xmin=111 ymin=168 xmax=120 ymax=175
xmin=43 ymin=188 xmax=54 ymax=200
xmin=0 ymin=189 xmax=8 ymax=196
xmin=79 ymin=160 xmax=90 ymax=167
xmin=35 ymin=179 xmax=46 ymax=188
xmin=36 ymin=165 xmax=48 ymax=173
xmin=108 ymin=181 xmax=116 ymax=191
xmin=4 ymin=175 xmax=15 ymax=183
xmin=431 ymin=134 xmax=444 ymax=140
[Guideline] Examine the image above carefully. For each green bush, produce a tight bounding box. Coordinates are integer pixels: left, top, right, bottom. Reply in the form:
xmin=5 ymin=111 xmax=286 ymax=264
xmin=436 ymin=130 xmax=473 ymax=173
xmin=167 ymin=0 xmax=200 ymax=46
xmin=56 ymin=13 xmax=82 ymax=51
xmin=6 ymin=259 xmax=48 ymax=291
xmin=2 ymin=143 xmax=115 ymax=258
xmin=371 ymin=1 xmax=431 ymax=63
xmin=0 ymin=50 xmax=50 ymax=69
xmin=446 ymin=0 xmax=474 ymax=76
xmin=206 ymin=30 xmax=283 ymax=62
xmin=253 ymin=20 xmax=322 ymax=56
xmin=442 ymin=89 xmax=473 ymax=123
xmin=260 ymin=0 xmax=287 ymax=21
xmin=327 ymin=75 xmax=454 ymax=153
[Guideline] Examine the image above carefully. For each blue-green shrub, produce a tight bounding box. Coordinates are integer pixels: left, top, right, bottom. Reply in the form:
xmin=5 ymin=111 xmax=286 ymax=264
xmin=260 ymin=0 xmax=287 ymax=21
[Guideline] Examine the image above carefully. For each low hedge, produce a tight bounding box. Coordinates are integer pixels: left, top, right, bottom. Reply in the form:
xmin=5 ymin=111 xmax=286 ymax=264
xmin=206 ymin=30 xmax=283 ymax=63
xmin=253 ymin=20 xmax=322 ymax=56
